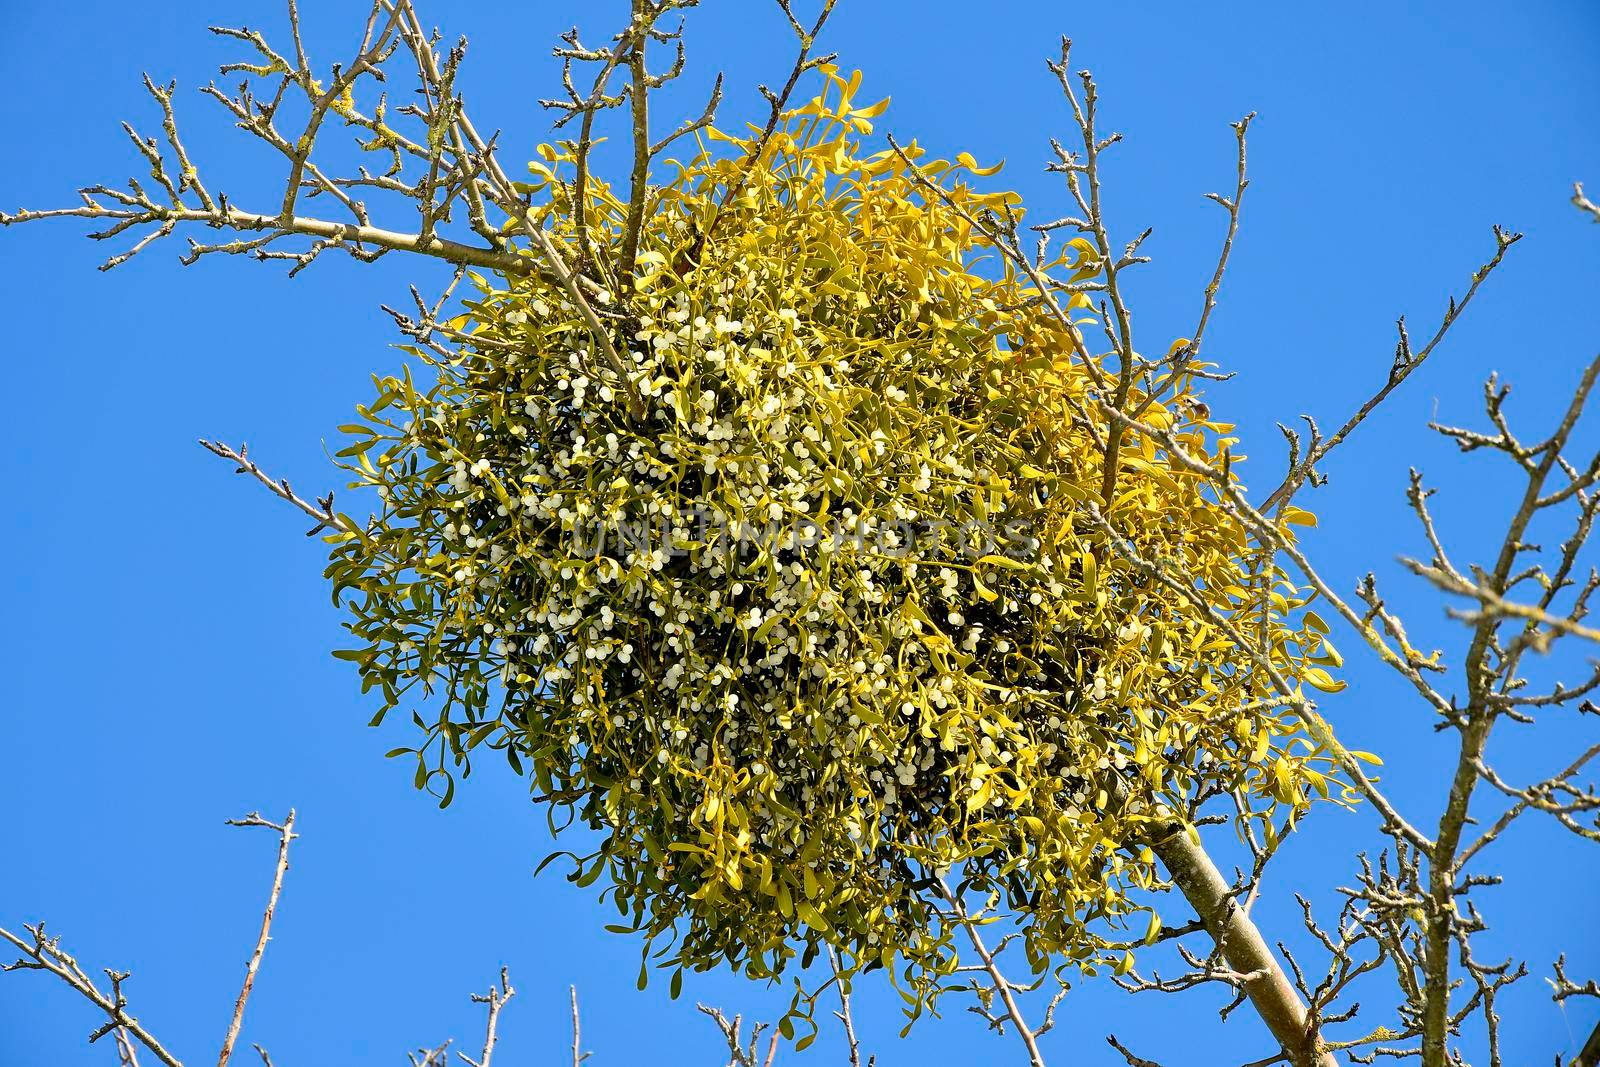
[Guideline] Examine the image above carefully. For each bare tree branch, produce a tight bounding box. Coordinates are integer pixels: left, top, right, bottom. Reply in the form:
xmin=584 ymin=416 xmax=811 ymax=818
xmin=457 ymin=967 xmax=513 ymax=1067
xmin=217 ymin=811 xmax=297 ymax=1067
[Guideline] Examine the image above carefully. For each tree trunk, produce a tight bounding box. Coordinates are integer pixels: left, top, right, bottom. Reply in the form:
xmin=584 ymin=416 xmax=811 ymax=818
xmin=1153 ymin=825 xmax=1337 ymax=1067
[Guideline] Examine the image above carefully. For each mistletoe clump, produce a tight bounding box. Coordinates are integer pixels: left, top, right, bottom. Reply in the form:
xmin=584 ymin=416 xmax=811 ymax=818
xmin=329 ymin=69 xmax=1344 ymax=1001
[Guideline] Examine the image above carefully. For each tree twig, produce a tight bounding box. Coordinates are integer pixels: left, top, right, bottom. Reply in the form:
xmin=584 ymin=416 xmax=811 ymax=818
xmin=217 ymin=811 xmax=297 ymax=1067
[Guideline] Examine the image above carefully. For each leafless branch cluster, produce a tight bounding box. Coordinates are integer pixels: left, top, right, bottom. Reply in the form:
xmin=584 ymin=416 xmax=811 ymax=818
xmin=698 ymin=1005 xmax=783 ymax=1067
xmin=1 ymin=923 xmax=185 ymax=1067
xmin=2 ymin=815 xmax=304 ymax=1067
xmin=0 ymin=0 xmax=832 ymax=419
xmin=0 ymin=810 xmax=781 ymax=1067
xmin=4 ymin=4 xmax=506 ymax=274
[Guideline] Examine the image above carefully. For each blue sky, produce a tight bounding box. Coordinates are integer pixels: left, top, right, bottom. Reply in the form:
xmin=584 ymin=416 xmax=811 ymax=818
xmin=3 ymin=1 xmax=1598 ymax=1064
